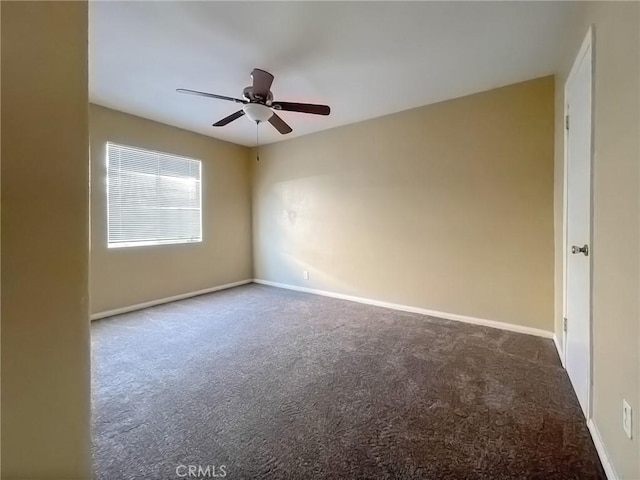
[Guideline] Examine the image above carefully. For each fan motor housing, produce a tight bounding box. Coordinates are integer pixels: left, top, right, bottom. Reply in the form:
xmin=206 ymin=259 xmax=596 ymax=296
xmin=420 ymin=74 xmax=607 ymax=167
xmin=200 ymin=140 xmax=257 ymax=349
xmin=243 ymin=86 xmax=273 ymax=104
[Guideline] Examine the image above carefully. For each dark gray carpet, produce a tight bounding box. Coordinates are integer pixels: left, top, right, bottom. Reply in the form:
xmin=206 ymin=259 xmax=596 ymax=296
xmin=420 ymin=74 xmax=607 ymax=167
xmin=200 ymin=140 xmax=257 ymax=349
xmin=92 ymin=284 xmax=604 ymax=480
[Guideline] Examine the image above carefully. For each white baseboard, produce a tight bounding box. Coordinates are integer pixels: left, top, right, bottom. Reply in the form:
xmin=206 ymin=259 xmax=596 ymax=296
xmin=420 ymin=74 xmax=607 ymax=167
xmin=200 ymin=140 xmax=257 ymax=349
xmin=90 ymin=279 xmax=253 ymax=320
xmin=588 ymin=418 xmax=618 ymax=480
xmin=553 ymin=333 xmax=565 ymax=367
xmin=253 ymin=279 xmax=554 ymax=339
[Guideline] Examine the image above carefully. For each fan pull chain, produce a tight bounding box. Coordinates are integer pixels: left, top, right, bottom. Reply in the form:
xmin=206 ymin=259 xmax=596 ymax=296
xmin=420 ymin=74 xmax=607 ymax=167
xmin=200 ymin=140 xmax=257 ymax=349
xmin=256 ymin=121 xmax=260 ymax=162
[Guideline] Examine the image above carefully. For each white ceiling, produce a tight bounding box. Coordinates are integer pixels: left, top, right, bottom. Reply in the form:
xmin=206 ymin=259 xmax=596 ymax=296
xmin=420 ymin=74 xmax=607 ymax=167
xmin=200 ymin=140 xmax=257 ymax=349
xmin=89 ymin=1 xmax=574 ymax=147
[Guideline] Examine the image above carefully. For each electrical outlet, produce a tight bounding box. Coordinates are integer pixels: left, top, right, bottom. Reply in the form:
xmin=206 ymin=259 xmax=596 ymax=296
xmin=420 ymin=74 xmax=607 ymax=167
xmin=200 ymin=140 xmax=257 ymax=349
xmin=303 ymin=270 xmax=309 ymax=280
xmin=623 ymin=399 xmax=633 ymax=439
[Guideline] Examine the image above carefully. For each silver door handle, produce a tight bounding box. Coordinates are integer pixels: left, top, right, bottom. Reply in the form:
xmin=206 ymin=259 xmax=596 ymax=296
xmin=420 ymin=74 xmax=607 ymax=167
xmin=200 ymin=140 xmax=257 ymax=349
xmin=571 ymin=244 xmax=589 ymax=256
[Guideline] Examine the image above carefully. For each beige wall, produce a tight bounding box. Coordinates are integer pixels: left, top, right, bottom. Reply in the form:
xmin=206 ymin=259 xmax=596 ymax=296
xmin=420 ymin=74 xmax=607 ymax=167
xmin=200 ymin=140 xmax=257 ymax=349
xmin=553 ymin=3 xmax=640 ymax=478
xmin=90 ymin=105 xmax=252 ymax=315
xmin=1 ymin=2 xmax=91 ymax=478
xmin=253 ymin=77 xmax=555 ymax=331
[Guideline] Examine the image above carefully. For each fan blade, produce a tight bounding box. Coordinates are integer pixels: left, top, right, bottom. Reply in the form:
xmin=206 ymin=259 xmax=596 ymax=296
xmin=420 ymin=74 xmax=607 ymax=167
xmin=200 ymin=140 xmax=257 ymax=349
xmin=212 ymin=110 xmax=245 ymax=127
xmin=251 ymin=69 xmax=274 ymax=98
xmin=177 ymin=88 xmax=246 ymax=104
xmin=272 ymin=101 xmax=330 ymax=116
xmin=268 ymin=112 xmax=293 ymax=134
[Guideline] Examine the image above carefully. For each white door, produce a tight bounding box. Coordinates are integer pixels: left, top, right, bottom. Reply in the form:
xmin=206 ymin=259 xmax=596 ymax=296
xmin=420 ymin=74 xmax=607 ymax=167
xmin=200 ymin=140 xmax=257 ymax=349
xmin=564 ymin=29 xmax=593 ymax=419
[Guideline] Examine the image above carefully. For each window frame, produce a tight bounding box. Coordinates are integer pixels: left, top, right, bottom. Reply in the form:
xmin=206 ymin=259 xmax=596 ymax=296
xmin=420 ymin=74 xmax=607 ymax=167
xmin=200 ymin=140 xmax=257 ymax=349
xmin=105 ymin=141 xmax=203 ymax=249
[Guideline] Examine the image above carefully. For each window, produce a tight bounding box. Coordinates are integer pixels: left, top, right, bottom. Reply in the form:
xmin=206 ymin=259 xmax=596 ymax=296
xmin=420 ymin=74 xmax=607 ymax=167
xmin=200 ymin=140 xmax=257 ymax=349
xmin=107 ymin=142 xmax=202 ymax=248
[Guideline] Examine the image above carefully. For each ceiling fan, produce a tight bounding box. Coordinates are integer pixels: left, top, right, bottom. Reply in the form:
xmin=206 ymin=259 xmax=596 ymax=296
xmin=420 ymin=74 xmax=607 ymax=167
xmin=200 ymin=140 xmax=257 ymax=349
xmin=177 ymin=68 xmax=330 ymax=135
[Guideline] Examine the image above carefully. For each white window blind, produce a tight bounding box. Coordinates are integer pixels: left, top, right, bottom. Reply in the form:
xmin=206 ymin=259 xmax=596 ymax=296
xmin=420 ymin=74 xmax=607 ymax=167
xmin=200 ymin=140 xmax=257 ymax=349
xmin=107 ymin=142 xmax=202 ymax=248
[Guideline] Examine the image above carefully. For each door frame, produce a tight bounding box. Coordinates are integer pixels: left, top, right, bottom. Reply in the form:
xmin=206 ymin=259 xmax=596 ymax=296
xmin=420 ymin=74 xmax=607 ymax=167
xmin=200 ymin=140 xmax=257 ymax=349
xmin=562 ymin=25 xmax=595 ymax=421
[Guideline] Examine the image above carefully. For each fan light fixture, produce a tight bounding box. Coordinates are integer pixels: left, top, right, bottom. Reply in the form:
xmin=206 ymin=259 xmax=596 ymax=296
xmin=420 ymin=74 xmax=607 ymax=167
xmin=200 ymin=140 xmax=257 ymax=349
xmin=243 ymin=103 xmax=273 ymax=123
